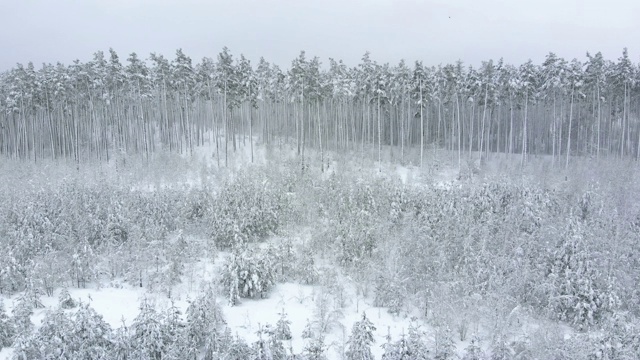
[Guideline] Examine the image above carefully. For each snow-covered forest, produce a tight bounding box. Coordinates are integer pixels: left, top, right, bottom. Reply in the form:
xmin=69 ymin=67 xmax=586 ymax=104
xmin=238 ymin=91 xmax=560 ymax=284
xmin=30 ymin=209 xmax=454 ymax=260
xmin=0 ymin=48 xmax=639 ymax=359
xmin=2 ymin=48 xmax=640 ymax=167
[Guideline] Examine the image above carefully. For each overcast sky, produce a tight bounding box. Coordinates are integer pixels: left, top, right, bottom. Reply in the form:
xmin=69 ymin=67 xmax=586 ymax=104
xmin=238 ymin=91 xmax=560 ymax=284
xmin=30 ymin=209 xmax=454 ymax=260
xmin=1 ymin=0 xmax=639 ymax=71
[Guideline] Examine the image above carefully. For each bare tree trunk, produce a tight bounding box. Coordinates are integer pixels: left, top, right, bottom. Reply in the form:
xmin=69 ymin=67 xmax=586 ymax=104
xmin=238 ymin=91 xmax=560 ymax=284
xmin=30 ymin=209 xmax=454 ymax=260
xmin=521 ymin=92 xmax=528 ymax=167
xmin=566 ymin=89 xmax=574 ymax=169
xmin=509 ymin=93 xmax=514 ymax=157
xmin=377 ymin=94 xmax=381 ymax=170
xmin=456 ymin=94 xmax=461 ymax=168
xmin=480 ymin=84 xmax=488 ymax=161
xmin=224 ymin=80 xmax=228 ymax=167
xmin=420 ymin=80 xmax=424 ymax=167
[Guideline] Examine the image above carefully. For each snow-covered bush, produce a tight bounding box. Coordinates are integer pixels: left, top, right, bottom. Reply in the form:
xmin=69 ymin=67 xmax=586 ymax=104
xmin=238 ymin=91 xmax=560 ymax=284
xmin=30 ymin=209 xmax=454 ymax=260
xmin=208 ymin=169 xmax=287 ymax=249
xmin=58 ymin=286 xmax=77 ymax=309
xmin=220 ymin=245 xmax=277 ymax=305
xmin=10 ymin=293 xmax=34 ymax=337
xmin=219 ymin=331 xmax=255 ymax=359
xmin=588 ymin=314 xmax=640 ymax=359
xmin=11 ymin=303 xmax=113 ymax=359
xmin=270 ymin=239 xmax=296 ymax=283
xmin=12 ymin=308 xmax=72 ymax=359
xmin=382 ymin=324 xmax=430 ymax=360
xmin=546 ymin=219 xmax=620 ymax=327
xmin=295 ymin=246 xmax=319 ymax=285
xmin=319 ymin=267 xmax=347 ymax=309
xmin=374 ymin=273 xmax=404 ymax=315
xmin=313 ymin=288 xmax=344 ymax=334
xmin=130 ymin=299 xmax=184 ymax=360
xmin=184 ymin=286 xmax=226 ymax=358
xmin=0 ymin=299 xmax=14 ymax=349
xmin=433 ymin=325 xmax=456 ymax=360
xmin=303 ymin=333 xmax=328 ymax=360
xmin=345 ymin=312 xmax=376 ymax=360
xmin=67 ymin=303 xmax=114 ymax=359
xmin=461 ymin=334 xmax=485 ymax=360
xmin=275 ymin=309 xmax=292 ymax=341
xmin=181 ymin=187 xmax=213 ymax=223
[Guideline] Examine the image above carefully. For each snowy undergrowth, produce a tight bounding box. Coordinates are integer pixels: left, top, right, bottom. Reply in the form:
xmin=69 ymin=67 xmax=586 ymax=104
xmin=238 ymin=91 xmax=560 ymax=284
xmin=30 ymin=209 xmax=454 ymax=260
xmin=1 ymin=145 xmax=640 ymax=359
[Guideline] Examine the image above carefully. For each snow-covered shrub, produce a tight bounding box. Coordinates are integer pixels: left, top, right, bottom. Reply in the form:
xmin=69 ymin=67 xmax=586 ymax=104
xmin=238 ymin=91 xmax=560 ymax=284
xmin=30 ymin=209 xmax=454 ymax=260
xmin=269 ymin=331 xmax=288 ymax=360
xmin=270 ymin=239 xmax=296 ymax=282
xmin=0 ymin=299 xmax=14 ymax=349
xmin=588 ymin=314 xmax=640 ymax=359
xmin=345 ymin=312 xmax=376 ymax=360
xmin=11 ymin=308 xmax=72 ymax=359
xmin=58 ymin=286 xmax=77 ymax=309
xmin=220 ymin=245 xmax=277 ymax=305
xmin=303 ymin=333 xmax=328 ymax=360
xmin=313 ymin=288 xmax=344 ymax=334
xmin=111 ymin=320 xmax=133 ymax=360
xmin=70 ymin=239 xmax=95 ymax=288
xmin=184 ymin=286 xmax=226 ymax=358
xmin=219 ymin=331 xmax=255 ymax=359
xmin=68 ymin=303 xmax=114 ymax=358
xmin=461 ymin=334 xmax=485 ymax=360
xmin=546 ymin=219 xmax=619 ymax=327
xmin=405 ymin=324 xmax=430 ymax=360
xmin=382 ymin=324 xmax=430 ymax=360
xmin=295 ymin=246 xmax=319 ymax=285
xmin=10 ymin=304 xmax=113 ymax=359
xmin=275 ymin=309 xmax=292 ymax=341
xmin=253 ymin=324 xmax=275 ymax=360
xmin=130 ymin=299 xmax=183 ymax=360
xmin=433 ymin=325 xmax=456 ymax=360
xmin=319 ymin=267 xmax=347 ymax=309
xmin=208 ymin=169 xmax=287 ymax=249
xmin=31 ymin=250 xmax=67 ymax=297
xmin=10 ymin=293 xmax=34 ymax=337
xmin=144 ymin=231 xmax=196 ymax=298
xmin=181 ymin=187 xmax=213 ymax=223
xmin=381 ymin=331 xmax=408 ymax=360
xmin=374 ymin=273 xmax=404 ymax=315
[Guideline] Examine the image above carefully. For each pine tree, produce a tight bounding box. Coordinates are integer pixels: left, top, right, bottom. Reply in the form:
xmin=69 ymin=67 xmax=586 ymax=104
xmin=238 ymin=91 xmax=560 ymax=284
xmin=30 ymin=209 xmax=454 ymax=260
xmin=302 ymin=318 xmax=314 ymax=339
xmin=0 ymin=299 xmax=14 ymax=349
xmin=11 ymin=292 xmax=34 ymax=336
xmin=462 ymin=334 xmax=485 ymax=360
xmin=268 ymin=329 xmax=288 ymax=360
xmin=26 ymin=308 xmax=73 ymax=358
xmin=406 ymin=323 xmax=429 ymax=360
xmin=434 ymin=326 xmax=456 ymax=360
xmin=130 ymin=299 xmax=167 ymax=360
xmin=69 ymin=303 xmax=114 ymax=358
xmin=253 ymin=324 xmax=273 ymax=360
xmin=58 ymin=285 xmax=77 ymax=309
xmin=303 ymin=333 xmax=328 ymax=360
xmin=275 ymin=309 xmax=292 ymax=341
xmin=381 ymin=329 xmax=406 ymax=360
xmin=490 ymin=334 xmax=513 ymax=360
xmin=161 ymin=302 xmax=185 ymax=359
xmin=185 ymin=286 xmax=226 ymax=358
xmin=345 ymin=312 xmax=376 ymax=360
xmin=224 ymin=333 xmax=255 ymax=360
xmin=112 ymin=319 xmax=133 ymax=360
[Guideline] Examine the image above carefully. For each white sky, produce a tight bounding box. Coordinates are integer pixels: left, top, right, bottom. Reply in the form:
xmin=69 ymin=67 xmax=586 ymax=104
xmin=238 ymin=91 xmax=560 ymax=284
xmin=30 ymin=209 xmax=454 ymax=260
xmin=1 ymin=0 xmax=639 ymax=71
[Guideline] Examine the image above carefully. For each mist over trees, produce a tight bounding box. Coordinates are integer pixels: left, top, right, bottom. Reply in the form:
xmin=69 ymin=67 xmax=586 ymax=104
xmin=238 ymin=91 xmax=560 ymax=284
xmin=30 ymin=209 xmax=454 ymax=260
xmin=1 ymin=48 xmax=639 ymax=167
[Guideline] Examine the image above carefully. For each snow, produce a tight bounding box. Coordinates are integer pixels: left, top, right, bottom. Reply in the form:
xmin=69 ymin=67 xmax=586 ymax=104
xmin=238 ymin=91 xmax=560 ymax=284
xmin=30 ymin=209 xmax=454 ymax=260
xmin=0 ymin=141 xmax=608 ymax=360
xmin=0 ymin=265 xmax=435 ymax=360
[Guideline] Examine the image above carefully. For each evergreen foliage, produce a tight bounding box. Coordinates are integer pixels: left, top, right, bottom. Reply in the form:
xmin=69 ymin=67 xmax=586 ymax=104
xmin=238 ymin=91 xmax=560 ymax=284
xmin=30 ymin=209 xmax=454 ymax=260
xmin=345 ymin=312 xmax=376 ymax=360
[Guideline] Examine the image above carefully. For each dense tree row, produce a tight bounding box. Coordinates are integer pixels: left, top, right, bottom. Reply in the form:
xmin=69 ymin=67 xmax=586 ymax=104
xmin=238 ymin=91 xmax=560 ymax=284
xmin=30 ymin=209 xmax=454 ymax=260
xmin=1 ymin=48 xmax=639 ymax=167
